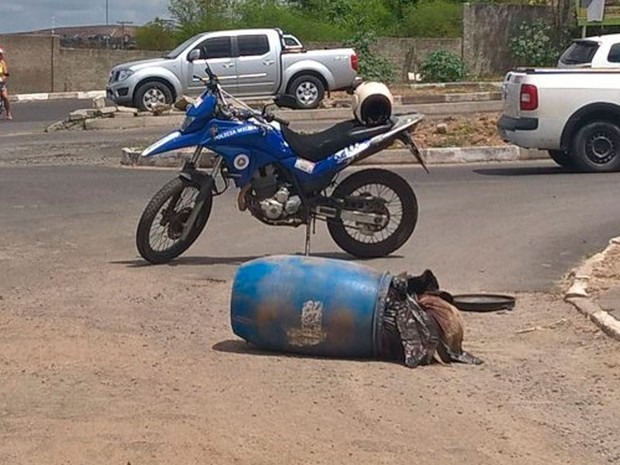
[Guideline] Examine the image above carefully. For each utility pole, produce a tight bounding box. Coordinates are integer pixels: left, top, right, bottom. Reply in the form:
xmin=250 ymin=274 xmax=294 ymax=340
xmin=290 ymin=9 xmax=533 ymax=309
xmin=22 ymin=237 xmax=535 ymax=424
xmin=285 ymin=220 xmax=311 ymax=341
xmin=106 ymin=0 xmax=109 ymax=25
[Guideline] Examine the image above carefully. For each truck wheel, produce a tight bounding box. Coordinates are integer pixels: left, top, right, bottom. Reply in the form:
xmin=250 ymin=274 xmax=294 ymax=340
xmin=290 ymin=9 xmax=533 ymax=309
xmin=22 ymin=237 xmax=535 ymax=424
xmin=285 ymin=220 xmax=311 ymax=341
xmin=289 ymin=75 xmax=325 ymax=109
xmin=571 ymin=121 xmax=620 ymax=172
xmin=547 ymin=150 xmax=575 ymax=169
xmin=134 ymin=81 xmax=173 ymax=112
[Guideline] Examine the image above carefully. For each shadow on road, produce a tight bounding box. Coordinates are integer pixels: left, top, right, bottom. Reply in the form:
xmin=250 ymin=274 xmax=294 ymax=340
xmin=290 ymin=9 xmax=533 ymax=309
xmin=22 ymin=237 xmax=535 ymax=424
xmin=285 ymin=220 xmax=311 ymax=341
xmin=111 ymin=254 xmax=266 ymax=268
xmin=111 ymin=251 xmax=400 ymax=268
xmin=473 ymin=166 xmax=578 ymax=177
xmin=212 ymin=339 xmax=396 ymax=366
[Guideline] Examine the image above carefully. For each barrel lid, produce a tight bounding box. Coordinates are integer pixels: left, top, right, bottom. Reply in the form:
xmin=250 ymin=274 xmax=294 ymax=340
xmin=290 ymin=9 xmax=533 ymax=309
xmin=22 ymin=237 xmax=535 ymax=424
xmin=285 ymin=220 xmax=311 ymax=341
xmin=452 ymin=294 xmax=516 ymax=312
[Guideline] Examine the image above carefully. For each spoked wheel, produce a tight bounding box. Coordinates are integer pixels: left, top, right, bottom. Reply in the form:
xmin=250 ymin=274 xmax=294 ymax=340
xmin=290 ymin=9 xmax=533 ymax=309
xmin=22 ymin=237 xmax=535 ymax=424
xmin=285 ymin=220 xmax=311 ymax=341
xmin=327 ymin=168 xmax=418 ymax=258
xmin=136 ymin=177 xmax=212 ymax=264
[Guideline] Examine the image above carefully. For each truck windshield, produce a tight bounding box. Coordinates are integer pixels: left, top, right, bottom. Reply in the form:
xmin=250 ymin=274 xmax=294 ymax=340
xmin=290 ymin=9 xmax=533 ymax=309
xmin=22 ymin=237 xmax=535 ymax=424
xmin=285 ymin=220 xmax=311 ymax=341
xmin=165 ymin=35 xmax=203 ymax=59
xmin=559 ymin=40 xmax=599 ymax=65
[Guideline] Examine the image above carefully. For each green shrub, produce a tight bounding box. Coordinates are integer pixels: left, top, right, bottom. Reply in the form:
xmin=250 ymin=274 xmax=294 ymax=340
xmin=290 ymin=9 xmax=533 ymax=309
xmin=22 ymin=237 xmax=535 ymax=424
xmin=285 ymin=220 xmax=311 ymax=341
xmin=419 ymin=51 xmax=467 ymax=83
xmin=343 ymin=31 xmax=395 ymax=83
xmin=509 ymin=20 xmax=561 ymax=67
xmin=318 ymin=0 xmax=396 ymax=36
xmin=401 ymin=0 xmax=463 ymax=38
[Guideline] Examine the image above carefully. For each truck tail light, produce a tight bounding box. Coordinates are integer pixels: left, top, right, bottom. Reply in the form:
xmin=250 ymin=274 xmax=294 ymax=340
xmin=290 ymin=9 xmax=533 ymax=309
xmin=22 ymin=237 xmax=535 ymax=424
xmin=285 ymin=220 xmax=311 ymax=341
xmin=351 ymin=54 xmax=359 ymax=71
xmin=520 ymin=84 xmax=538 ymax=111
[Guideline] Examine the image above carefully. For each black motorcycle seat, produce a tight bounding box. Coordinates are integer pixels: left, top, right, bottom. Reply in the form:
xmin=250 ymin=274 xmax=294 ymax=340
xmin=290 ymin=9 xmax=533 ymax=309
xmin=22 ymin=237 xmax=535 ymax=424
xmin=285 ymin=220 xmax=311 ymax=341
xmin=281 ymin=120 xmax=394 ymax=162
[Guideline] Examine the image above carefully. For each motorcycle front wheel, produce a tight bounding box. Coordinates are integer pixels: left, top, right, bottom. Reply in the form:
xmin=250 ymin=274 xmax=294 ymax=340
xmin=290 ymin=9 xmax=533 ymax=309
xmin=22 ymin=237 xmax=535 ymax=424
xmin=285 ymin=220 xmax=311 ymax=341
xmin=136 ymin=177 xmax=213 ymax=264
xmin=327 ymin=168 xmax=418 ymax=258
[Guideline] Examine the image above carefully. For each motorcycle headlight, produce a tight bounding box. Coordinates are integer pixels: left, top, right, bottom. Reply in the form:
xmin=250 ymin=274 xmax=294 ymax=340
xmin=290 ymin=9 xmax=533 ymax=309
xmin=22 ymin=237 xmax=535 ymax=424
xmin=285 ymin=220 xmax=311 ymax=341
xmin=116 ymin=69 xmax=134 ymax=82
xmin=181 ymin=115 xmax=196 ymax=131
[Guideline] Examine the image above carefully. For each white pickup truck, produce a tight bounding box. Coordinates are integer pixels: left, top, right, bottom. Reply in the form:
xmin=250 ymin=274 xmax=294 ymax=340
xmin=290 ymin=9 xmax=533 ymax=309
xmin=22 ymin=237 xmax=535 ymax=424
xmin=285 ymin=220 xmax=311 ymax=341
xmin=498 ymin=68 xmax=620 ymax=172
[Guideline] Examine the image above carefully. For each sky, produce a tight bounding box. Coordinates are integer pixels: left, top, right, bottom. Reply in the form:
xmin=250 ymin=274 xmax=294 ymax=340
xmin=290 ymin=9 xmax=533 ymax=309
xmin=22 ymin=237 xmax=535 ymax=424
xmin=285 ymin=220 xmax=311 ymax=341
xmin=0 ymin=0 xmax=171 ymax=33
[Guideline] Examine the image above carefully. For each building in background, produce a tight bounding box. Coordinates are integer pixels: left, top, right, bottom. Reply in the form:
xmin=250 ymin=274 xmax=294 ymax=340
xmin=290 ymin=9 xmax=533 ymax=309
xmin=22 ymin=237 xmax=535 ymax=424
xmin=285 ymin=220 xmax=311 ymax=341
xmin=12 ymin=25 xmax=138 ymax=49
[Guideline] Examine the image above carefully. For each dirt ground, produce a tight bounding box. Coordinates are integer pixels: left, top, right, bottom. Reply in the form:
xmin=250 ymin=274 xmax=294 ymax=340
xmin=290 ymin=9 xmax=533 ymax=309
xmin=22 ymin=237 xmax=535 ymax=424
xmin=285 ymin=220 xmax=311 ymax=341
xmin=390 ymin=83 xmax=501 ymax=96
xmin=324 ymin=90 xmax=505 ymax=148
xmin=1 ymin=228 xmax=620 ymax=464
xmin=414 ymin=113 xmax=505 ymax=148
xmin=588 ymin=242 xmax=620 ymax=297
xmin=330 ymin=83 xmax=500 ymax=99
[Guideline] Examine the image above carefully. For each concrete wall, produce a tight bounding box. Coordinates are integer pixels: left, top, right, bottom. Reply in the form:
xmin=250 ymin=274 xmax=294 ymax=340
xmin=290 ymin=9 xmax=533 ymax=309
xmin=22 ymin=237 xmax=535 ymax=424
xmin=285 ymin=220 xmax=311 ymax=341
xmin=308 ymin=37 xmax=462 ymax=82
xmin=462 ymin=3 xmax=554 ymax=77
xmin=0 ymin=34 xmax=163 ymax=93
xmin=54 ymin=48 xmax=162 ymax=92
xmin=0 ymin=34 xmax=58 ymax=94
xmin=0 ymin=35 xmax=463 ymax=92
xmin=376 ymin=37 xmax=463 ymax=81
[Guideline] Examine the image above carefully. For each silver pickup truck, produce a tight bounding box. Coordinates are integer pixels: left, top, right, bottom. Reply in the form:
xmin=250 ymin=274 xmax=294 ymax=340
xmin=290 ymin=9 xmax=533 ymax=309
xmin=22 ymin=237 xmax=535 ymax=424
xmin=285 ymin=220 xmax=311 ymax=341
xmin=107 ymin=28 xmax=360 ymax=111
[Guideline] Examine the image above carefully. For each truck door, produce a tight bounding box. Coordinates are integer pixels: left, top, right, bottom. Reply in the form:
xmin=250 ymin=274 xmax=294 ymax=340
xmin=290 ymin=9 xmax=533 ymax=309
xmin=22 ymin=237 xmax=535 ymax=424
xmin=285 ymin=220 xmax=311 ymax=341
xmin=188 ymin=36 xmax=237 ymax=94
xmin=235 ymin=34 xmax=278 ymax=97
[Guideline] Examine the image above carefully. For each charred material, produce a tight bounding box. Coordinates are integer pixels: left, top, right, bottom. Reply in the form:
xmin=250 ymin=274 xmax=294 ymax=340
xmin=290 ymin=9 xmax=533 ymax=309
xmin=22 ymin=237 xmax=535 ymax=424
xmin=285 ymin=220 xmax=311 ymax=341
xmin=381 ymin=270 xmax=482 ymax=368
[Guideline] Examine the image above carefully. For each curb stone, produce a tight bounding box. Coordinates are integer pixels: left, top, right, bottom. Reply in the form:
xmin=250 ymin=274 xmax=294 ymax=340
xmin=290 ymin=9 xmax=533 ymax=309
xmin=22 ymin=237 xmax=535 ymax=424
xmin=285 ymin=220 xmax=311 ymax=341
xmin=565 ymin=236 xmax=620 ymax=341
xmin=120 ymin=145 xmax=541 ymax=168
xmin=73 ymin=101 xmax=502 ymax=132
xmin=9 ymin=88 xmax=501 ymax=105
xmin=10 ymin=90 xmax=106 ymax=103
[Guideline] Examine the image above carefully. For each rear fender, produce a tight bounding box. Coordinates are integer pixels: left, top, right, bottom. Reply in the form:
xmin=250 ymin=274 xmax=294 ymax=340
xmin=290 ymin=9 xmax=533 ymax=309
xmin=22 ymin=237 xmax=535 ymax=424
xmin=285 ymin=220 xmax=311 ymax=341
xmin=560 ymin=102 xmax=620 ymax=150
xmin=141 ymin=130 xmax=203 ymax=157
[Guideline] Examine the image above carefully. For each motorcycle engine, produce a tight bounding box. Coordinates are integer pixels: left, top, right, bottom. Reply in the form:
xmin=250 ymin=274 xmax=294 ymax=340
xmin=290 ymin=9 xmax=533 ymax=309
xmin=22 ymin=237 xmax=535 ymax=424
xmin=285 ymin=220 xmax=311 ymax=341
xmin=245 ymin=164 xmax=303 ymax=223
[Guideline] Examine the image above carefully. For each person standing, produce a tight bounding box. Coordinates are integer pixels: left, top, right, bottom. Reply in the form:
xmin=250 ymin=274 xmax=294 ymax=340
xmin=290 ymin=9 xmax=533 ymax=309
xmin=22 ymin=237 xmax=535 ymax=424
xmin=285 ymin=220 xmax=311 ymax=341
xmin=0 ymin=47 xmax=13 ymax=120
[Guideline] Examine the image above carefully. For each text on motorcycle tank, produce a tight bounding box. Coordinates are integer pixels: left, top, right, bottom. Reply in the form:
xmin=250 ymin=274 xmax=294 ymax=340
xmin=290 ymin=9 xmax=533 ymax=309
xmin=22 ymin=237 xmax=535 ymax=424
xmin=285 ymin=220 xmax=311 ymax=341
xmin=294 ymin=158 xmax=316 ymax=174
xmin=213 ymin=125 xmax=260 ymax=141
xmin=333 ymin=141 xmax=372 ymax=164
xmin=141 ymin=131 xmax=181 ymax=157
xmin=233 ymin=154 xmax=250 ymax=170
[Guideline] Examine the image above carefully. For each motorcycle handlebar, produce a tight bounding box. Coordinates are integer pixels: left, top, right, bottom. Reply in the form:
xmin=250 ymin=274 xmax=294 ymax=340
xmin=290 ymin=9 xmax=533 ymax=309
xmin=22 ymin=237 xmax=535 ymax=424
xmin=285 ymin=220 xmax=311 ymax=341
xmin=264 ymin=113 xmax=290 ymax=127
xmin=231 ymin=108 xmax=290 ymax=127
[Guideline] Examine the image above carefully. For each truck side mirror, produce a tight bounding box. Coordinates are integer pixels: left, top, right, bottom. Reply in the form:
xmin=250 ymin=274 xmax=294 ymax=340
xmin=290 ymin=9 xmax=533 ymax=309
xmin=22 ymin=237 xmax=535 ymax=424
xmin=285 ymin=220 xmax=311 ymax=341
xmin=188 ymin=49 xmax=201 ymax=62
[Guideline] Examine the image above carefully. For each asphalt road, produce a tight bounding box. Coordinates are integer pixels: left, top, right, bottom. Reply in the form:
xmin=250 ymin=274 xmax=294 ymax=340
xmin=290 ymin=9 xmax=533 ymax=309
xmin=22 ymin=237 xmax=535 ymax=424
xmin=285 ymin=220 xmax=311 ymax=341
xmin=0 ymin=98 xmax=338 ymax=161
xmin=2 ymin=99 xmax=619 ymax=294
xmin=2 ymin=161 xmax=619 ymax=294
xmin=1 ymin=98 xmax=94 ymax=134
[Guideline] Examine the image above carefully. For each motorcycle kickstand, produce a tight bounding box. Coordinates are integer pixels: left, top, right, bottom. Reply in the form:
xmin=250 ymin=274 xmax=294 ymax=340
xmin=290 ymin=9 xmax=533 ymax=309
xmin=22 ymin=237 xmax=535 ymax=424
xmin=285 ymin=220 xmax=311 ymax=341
xmin=303 ymin=216 xmax=316 ymax=256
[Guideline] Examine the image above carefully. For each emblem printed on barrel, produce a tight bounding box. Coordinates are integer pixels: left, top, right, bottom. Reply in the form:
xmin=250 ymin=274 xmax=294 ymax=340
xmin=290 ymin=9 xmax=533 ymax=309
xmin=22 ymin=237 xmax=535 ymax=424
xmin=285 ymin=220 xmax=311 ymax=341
xmin=287 ymin=300 xmax=327 ymax=347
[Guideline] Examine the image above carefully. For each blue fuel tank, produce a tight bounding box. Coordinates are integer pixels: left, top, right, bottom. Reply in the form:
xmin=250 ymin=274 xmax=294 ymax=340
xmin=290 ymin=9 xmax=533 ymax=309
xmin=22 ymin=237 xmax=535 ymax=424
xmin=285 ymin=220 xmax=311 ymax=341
xmin=230 ymin=255 xmax=392 ymax=358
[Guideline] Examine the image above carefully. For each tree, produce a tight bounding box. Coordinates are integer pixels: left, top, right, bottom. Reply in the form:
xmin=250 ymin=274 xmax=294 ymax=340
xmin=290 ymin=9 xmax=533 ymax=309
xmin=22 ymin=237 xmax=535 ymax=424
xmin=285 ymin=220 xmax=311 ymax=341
xmin=168 ymin=0 xmax=238 ymax=37
xmin=136 ymin=18 xmax=178 ymax=51
xmin=236 ymin=0 xmax=346 ymax=41
xmin=269 ymin=0 xmax=398 ymax=35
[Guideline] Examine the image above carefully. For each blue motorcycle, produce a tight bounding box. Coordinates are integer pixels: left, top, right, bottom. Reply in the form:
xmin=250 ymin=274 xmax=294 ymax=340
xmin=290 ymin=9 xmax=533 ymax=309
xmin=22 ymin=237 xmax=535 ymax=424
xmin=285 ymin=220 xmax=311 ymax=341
xmin=136 ymin=64 xmax=427 ymax=264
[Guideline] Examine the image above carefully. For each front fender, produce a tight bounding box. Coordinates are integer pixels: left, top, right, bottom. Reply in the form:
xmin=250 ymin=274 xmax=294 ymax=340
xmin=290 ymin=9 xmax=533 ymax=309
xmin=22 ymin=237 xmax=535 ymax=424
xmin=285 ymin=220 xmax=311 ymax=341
xmin=142 ymin=130 xmax=203 ymax=157
xmin=132 ymin=67 xmax=184 ymax=99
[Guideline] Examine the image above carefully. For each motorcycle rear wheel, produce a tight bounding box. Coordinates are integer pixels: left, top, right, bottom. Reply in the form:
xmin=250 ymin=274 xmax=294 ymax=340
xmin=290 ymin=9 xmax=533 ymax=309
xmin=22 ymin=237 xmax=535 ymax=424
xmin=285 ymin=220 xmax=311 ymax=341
xmin=327 ymin=168 xmax=418 ymax=258
xmin=136 ymin=177 xmax=212 ymax=264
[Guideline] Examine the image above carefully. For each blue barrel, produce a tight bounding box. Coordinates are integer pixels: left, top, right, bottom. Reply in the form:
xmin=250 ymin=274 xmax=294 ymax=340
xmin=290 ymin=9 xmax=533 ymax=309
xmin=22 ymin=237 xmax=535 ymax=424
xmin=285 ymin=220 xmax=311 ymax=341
xmin=231 ymin=255 xmax=391 ymax=358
